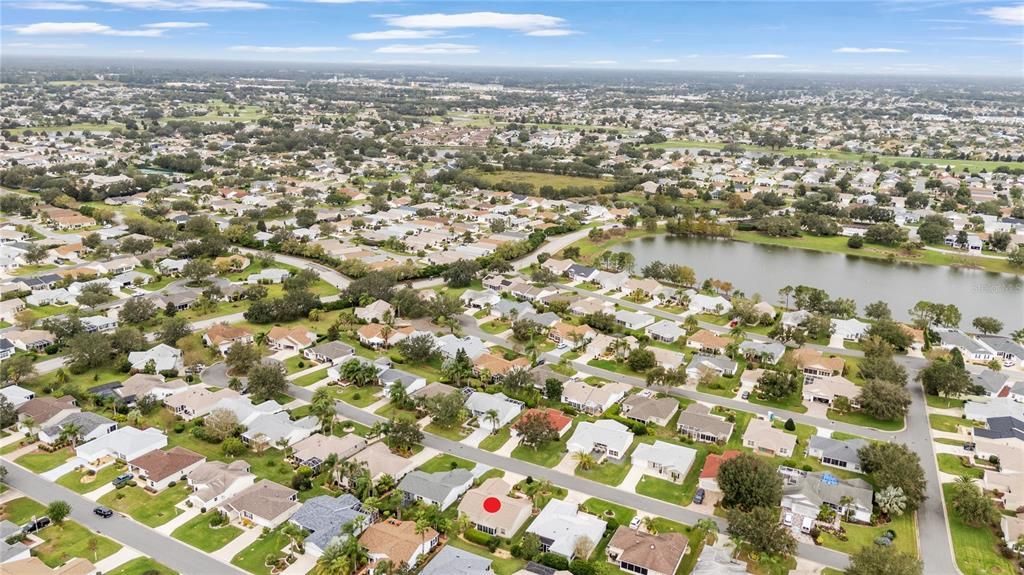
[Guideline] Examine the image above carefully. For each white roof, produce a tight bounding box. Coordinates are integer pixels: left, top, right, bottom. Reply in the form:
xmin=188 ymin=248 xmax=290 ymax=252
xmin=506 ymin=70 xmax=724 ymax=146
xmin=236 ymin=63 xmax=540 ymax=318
xmin=567 ymin=419 xmax=634 ymax=455
xmin=632 ymin=440 xmax=697 ymax=476
xmin=527 ymin=499 xmax=607 ymax=557
xmin=76 ymin=426 xmax=166 ymax=460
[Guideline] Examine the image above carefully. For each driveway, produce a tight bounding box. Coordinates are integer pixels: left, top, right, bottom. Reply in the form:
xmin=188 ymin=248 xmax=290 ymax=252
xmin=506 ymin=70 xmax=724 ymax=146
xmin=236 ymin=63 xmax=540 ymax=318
xmin=554 ymin=452 xmax=578 ymax=474
xmin=201 ymin=362 xmax=232 ymax=388
xmin=461 ymin=427 xmax=491 ymax=448
xmin=40 ymin=456 xmax=85 ymax=481
xmin=618 ymin=465 xmax=645 ymax=492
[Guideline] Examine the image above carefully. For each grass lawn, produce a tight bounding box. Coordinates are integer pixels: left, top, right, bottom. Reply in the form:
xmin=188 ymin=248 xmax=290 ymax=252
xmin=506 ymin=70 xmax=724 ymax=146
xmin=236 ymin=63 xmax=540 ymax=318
xmin=470 ymin=169 xmax=611 ymax=191
xmin=281 ymin=355 xmax=310 ymax=374
xmin=106 ymin=557 xmax=178 ymax=575
xmin=292 ymin=368 xmax=328 ymax=386
xmin=56 ymin=463 xmax=126 ymax=494
xmin=697 ymin=380 xmax=741 ymax=398
xmin=736 ymin=545 xmax=797 ymax=575
xmin=819 ymin=513 xmax=918 ymax=557
xmin=943 ymin=483 xmax=1018 ymax=575
xmin=15 ymin=448 xmax=71 ymax=473
xmin=0 ymin=497 xmax=46 ymax=524
xmin=937 ymin=453 xmax=985 ymax=480
xmin=98 ymin=483 xmax=189 ymax=527
xmin=328 ymin=385 xmax=382 ymax=408
xmin=171 ymin=511 xmax=244 ymax=552
xmin=829 ymin=409 xmax=905 ymax=431
xmin=588 ymin=359 xmax=643 ymax=378
xmin=635 ymin=475 xmax=689 ymax=505
xmin=581 ymin=498 xmax=636 ymax=525
xmin=748 ymin=391 xmax=808 ymax=414
xmin=930 ymin=414 xmax=979 ymax=433
xmin=33 ymin=521 xmax=122 ymax=568
xmin=424 ymin=422 xmax=471 ymax=441
xmin=477 ymin=426 xmax=512 ymax=452
xmin=511 ymin=421 xmax=577 ymax=467
xmin=926 ymin=395 xmax=966 ymax=409
xmin=448 ymin=536 xmax=526 ymax=575
xmin=575 ymin=453 xmax=634 ymax=487
xmin=480 ymin=319 xmax=511 ymax=335
xmin=418 ymin=453 xmax=474 ymax=473
xmin=230 ymin=527 xmax=291 ymax=575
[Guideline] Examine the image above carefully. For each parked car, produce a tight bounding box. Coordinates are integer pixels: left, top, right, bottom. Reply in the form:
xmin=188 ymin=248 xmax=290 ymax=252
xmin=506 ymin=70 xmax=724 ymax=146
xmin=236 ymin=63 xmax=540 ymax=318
xmin=783 ymin=512 xmax=794 ymax=527
xmin=628 ymin=516 xmax=642 ymax=530
xmin=94 ymin=506 xmax=113 ymax=518
xmin=22 ymin=517 xmax=51 ymax=534
xmin=112 ymin=473 xmax=133 ymax=486
xmin=741 ymin=391 xmax=750 ymax=400
xmin=692 ymin=488 xmax=705 ymax=504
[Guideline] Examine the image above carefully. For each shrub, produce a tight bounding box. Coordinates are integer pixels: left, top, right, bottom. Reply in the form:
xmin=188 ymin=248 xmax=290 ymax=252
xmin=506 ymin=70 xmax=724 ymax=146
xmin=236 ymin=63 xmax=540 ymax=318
xmin=174 ymin=423 xmax=186 ymax=434
xmin=353 ymin=393 xmax=361 ymax=401
xmin=538 ymin=553 xmax=570 ymax=571
xmin=486 ymin=537 xmax=500 ymax=552
xmin=464 ymin=528 xmax=494 ymax=547
xmin=127 ymin=480 xmax=138 ymax=487
xmin=569 ymin=560 xmax=596 ymax=575
xmin=847 ymin=235 xmax=864 ymax=248
xmin=298 ymin=361 xmax=305 ymax=368
xmin=168 ymin=481 xmax=176 ymax=488
xmin=784 ymin=418 xmax=796 ymax=431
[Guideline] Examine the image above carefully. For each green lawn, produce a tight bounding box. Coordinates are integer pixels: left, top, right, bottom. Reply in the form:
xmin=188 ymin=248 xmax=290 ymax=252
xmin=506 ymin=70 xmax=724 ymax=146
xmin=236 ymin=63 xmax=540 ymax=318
xmin=470 ymin=169 xmax=612 ymax=191
xmin=575 ymin=454 xmax=634 ymax=487
xmin=588 ymin=359 xmax=643 ymax=378
xmin=424 ymin=422 xmax=471 ymax=441
xmin=33 ymin=521 xmax=122 ymax=568
xmin=480 ymin=320 xmax=511 ymax=335
xmin=818 ymin=513 xmax=918 ymax=558
xmin=281 ymin=355 xmax=309 ymax=374
xmin=0 ymin=497 xmax=46 ymax=524
xmin=829 ymin=409 xmax=905 ymax=431
xmin=748 ymin=391 xmax=808 ymax=414
xmin=56 ymin=463 xmax=127 ymax=494
xmin=105 ymin=557 xmax=178 ymax=575
xmin=328 ymin=385 xmax=382 ymax=407
xmin=926 ymin=395 xmax=966 ymax=409
xmin=98 ymin=483 xmax=189 ymax=527
xmin=943 ymin=483 xmax=1018 ymax=575
xmin=418 ymin=454 xmax=474 ymax=473
xmin=171 ymin=511 xmax=244 ymax=552
xmin=511 ymin=421 xmax=577 ymax=467
xmin=937 ymin=453 xmax=985 ymax=480
xmin=230 ymin=526 xmax=292 ymax=575
xmin=930 ymin=414 xmax=980 ymax=433
xmin=636 ymin=475 xmax=688 ymax=506
xmin=477 ymin=426 xmax=512 ymax=452
xmin=292 ymin=368 xmax=328 ymax=387
xmin=581 ymin=498 xmax=636 ymax=525
xmin=15 ymin=448 xmax=72 ymax=473
xmin=447 ymin=536 xmax=527 ymax=575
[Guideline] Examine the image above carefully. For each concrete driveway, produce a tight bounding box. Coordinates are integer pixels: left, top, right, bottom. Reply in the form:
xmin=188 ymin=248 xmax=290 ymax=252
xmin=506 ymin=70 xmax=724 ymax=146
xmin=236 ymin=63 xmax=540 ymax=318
xmin=41 ymin=456 xmax=85 ymax=481
xmin=461 ymin=427 xmax=491 ymax=448
xmin=619 ymin=465 xmax=645 ymax=491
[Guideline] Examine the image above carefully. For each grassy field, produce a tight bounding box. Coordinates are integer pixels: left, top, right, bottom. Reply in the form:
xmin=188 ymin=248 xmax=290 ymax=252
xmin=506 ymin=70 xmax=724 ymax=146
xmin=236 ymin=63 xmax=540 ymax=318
xmin=292 ymin=368 xmax=328 ymax=386
xmin=930 ymin=414 xmax=980 ymax=433
xmin=0 ymin=496 xmax=46 ymax=524
xmin=33 ymin=520 xmax=122 ymax=567
xmin=7 ymin=122 xmax=126 ymax=135
xmin=733 ymin=230 xmax=1019 ymax=275
xmin=829 ymin=408 xmax=905 ymax=431
xmin=937 ymin=453 xmax=985 ymax=480
xmin=511 ymin=420 xmax=578 ymax=467
xmin=447 ymin=536 xmax=527 ymax=575
xmin=818 ymin=513 xmax=918 ymax=557
xmin=646 ymin=139 xmax=1024 ymax=172
xmin=581 ymin=498 xmax=636 ymax=525
xmin=469 ymin=169 xmax=612 ymax=191
xmin=230 ymin=526 xmax=291 ymax=575
xmin=106 ymin=557 xmax=178 ymax=575
xmin=926 ymin=395 xmax=966 ymax=409
xmin=418 ymin=453 xmax=474 ymax=473
xmin=98 ymin=483 xmax=190 ymax=527
xmin=943 ymin=483 xmax=1018 ymax=575
xmin=171 ymin=511 xmax=244 ymax=552
xmin=56 ymin=463 xmax=126 ymax=494
xmin=15 ymin=448 xmax=72 ymax=473
xmin=327 ymin=384 xmax=382 ymax=407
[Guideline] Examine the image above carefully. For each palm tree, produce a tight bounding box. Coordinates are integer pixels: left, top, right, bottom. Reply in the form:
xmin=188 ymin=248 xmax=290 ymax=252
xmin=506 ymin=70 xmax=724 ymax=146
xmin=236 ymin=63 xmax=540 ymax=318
xmin=281 ymin=521 xmax=305 ymax=554
xmin=254 ymin=331 xmax=267 ymax=347
xmin=641 ymin=516 xmax=657 ymax=534
xmin=22 ymin=415 xmax=36 ymax=436
xmin=876 ymin=485 xmax=907 ymax=518
xmin=311 ymin=387 xmax=335 ymax=434
xmin=59 ymin=422 xmax=82 ymax=448
xmin=484 ymin=409 xmax=500 ymax=434
xmin=54 ymin=368 xmax=70 ymax=387
xmin=694 ymin=518 xmax=718 ymax=544
xmin=379 ymin=324 xmax=394 ymax=349
xmin=573 ymin=451 xmax=596 ymax=471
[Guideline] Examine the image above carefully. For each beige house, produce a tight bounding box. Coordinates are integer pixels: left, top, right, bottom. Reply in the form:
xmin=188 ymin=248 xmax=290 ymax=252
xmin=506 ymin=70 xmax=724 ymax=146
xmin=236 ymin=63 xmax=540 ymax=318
xmin=350 ymin=442 xmax=416 ymax=481
xmin=743 ymin=418 xmax=797 ymax=457
xmin=164 ymin=388 xmax=241 ymax=420
xmin=685 ymin=329 xmax=731 ymax=355
xmin=606 ymin=527 xmax=688 ymax=575
xmin=457 ymin=478 xmax=533 ymax=538
xmin=360 ymin=519 xmax=438 ymax=568
xmin=620 ymin=395 xmax=679 ymax=427
xmin=289 ymin=433 xmax=368 ymax=470
xmin=802 ymin=375 xmax=860 ymax=407
xmin=985 ymin=470 xmax=1024 ymax=511
xmin=792 ymin=348 xmax=845 ymax=381
xmin=561 ymin=380 xmax=631 ymax=414
xmin=128 ymin=446 xmax=206 ymax=491
xmin=222 ymin=479 xmax=301 ymax=528
xmin=267 ymin=326 xmax=316 ymax=351
xmin=187 ymin=460 xmax=255 ymax=508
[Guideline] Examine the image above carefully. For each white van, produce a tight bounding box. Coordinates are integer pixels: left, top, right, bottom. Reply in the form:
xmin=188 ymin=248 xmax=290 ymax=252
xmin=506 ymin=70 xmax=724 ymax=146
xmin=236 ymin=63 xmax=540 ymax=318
xmin=801 ymin=517 xmax=814 ymax=534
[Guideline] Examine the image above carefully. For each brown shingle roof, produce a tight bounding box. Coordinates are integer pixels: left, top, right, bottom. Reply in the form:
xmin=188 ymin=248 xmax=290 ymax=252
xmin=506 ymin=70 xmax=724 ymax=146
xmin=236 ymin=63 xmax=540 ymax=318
xmin=129 ymin=446 xmax=205 ymax=482
xmin=359 ymin=519 xmax=437 ymax=564
xmin=607 ymin=527 xmax=687 ymax=575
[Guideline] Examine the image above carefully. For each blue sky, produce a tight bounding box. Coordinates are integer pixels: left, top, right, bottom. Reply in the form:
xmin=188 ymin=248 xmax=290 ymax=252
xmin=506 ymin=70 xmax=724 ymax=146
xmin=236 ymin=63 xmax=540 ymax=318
xmin=2 ymin=1 xmax=1022 ymax=77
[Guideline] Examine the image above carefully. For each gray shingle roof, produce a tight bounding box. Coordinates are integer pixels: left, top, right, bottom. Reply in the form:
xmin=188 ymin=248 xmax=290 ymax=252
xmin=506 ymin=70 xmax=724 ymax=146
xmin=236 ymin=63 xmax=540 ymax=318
xmin=420 ymin=545 xmax=493 ymax=575
xmin=398 ymin=468 xmax=473 ymax=505
xmin=290 ymin=494 xmax=367 ymax=552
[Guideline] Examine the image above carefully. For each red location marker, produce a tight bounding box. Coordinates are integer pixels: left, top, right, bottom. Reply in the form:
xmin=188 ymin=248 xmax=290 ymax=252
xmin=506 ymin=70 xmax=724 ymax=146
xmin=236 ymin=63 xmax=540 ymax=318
xmin=483 ymin=497 xmax=502 ymax=513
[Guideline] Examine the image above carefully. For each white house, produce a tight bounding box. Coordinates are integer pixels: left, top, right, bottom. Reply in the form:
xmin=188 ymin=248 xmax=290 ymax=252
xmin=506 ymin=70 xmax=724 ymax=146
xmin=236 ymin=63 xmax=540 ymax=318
xmin=464 ymin=391 xmax=524 ymax=432
xmin=527 ymin=499 xmax=607 ymax=559
xmin=75 ymin=426 xmax=167 ymax=468
xmin=631 ymin=440 xmax=697 ymax=484
xmin=567 ymin=419 xmax=635 ymax=461
xmin=831 ymin=318 xmax=870 ymax=341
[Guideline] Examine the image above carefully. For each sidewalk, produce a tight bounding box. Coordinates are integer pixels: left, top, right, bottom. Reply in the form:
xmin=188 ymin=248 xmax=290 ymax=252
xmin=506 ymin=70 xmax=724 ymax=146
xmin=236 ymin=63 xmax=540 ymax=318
xmin=94 ymin=547 xmax=143 ymax=572
xmin=495 ymin=435 xmax=521 ymax=456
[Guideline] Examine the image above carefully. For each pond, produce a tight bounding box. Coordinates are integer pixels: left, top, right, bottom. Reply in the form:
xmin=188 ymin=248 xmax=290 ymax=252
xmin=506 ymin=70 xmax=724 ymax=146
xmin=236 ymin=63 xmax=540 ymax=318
xmin=616 ymin=235 xmax=1024 ymax=330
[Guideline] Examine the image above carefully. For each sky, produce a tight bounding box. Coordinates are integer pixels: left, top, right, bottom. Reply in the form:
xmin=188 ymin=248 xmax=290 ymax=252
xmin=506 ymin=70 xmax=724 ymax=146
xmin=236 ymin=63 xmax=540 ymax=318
xmin=1 ymin=0 xmax=1022 ymax=77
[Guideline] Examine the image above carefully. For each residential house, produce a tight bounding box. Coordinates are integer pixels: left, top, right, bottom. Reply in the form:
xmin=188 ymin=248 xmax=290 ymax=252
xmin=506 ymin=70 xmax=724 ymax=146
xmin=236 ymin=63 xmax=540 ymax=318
xmin=357 ymin=323 xmax=413 ymax=349
xmin=355 ymin=300 xmax=394 ymax=323
xmin=266 ymin=326 xmax=316 ymax=351
xmin=359 ymin=518 xmax=439 ymax=568
xmin=980 ymin=335 xmax=1024 ymax=367
xmin=289 ymin=494 xmax=370 ymax=557
xmin=399 ymin=468 xmax=474 ymax=510
xmin=203 ymin=324 xmax=254 ymax=355
xmin=0 ymin=298 xmax=25 ymax=324
xmin=164 ymin=388 xmax=242 ymax=420
xmin=548 ymin=322 xmax=596 ymax=346
xmin=350 ymin=442 xmax=416 ymax=481
xmin=464 ymin=392 xmax=524 ymax=431
xmin=74 ymin=425 xmax=164 ymax=467
xmin=985 ymin=471 xmax=1024 ymax=511
xmin=16 ymin=396 xmax=78 ymax=430
xmin=686 ymin=355 xmax=738 ymax=382
xmin=0 ymin=338 xmax=13 ymax=361
xmin=937 ymin=330 xmax=996 ymax=363
xmin=970 ymin=370 xmax=1011 ymax=398
xmin=646 ymin=320 xmax=685 ymax=343
xmin=379 ymin=368 xmax=428 ymax=396
xmin=688 ymin=293 xmax=732 ymax=315
xmin=691 ymin=544 xmax=747 ymax=574
xmin=606 ymin=527 xmax=688 ymax=575
xmin=303 ymin=341 xmax=354 ymax=365
xmin=631 ymin=440 xmax=697 ymax=483
xmin=676 ymin=404 xmax=734 ymax=444
xmin=421 ymin=546 xmax=493 ymax=575
xmin=743 ymin=418 xmax=796 ymax=457
xmin=782 ymin=472 xmax=874 ymax=524
xmin=698 ymin=451 xmax=742 ymax=494
xmin=807 ymin=436 xmax=868 ymax=473
xmin=561 ymin=380 xmax=630 ymax=414
xmin=614 ymin=309 xmax=655 ymax=331
xmin=5 ymin=329 xmax=55 ymax=351
xmin=241 ymin=412 xmax=318 ymax=449
xmin=246 ymin=268 xmax=290 ymax=285
xmin=115 ymin=373 xmax=187 ymax=404
xmin=738 ymin=340 xmax=786 ymax=365
xmin=222 ymin=480 xmax=301 ymax=528
xmin=686 ymin=330 xmax=731 ymax=355
xmin=460 ymin=289 xmax=502 ymax=309
xmin=791 ymin=348 xmax=845 ymax=382
xmin=290 ymin=434 xmax=368 ymax=472
xmin=1001 ymin=516 xmax=1024 ymax=554
xmin=527 ymin=499 xmax=607 ymax=559
xmin=2 ymin=557 xmax=97 ymax=575
xmin=0 ymin=385 xmax=34 ymax=409
xmin=457 ymin=477 xmax=533 ymax=538
xmin=80 ymin=315 xmax=117 ymax=334
xmin=512 ymin=408 xmax=573 ymax=438
xmin=127 ymin=343 xmax=183 ymax=373
xmin=128 ymin=446 xmax=206 ymax=491
xmin=567 ymin=419 xmax=635 ymax=461
xmin=620 ymin=394 xmax=679 ymax=427
xmin=436 ymin=334 xmax=489 ymax=360
xmin=187 ymin=460 xmax=255 ymax=508
xmin=40 ymin=412 xmax=117 ymax=449
xmin=802 ymin=375 xmax=860 ymax=408
xmin=831 ymin=318 xmax=870 ymax=341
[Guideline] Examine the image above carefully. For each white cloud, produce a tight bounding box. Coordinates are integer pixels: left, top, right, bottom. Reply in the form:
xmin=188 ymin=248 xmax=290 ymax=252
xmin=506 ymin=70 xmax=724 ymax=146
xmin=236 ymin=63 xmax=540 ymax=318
xmin=4 ymin=41 xmax=87 ymax=49
xmin=229 ymin=45 xmax=351 ymax=53
xmin=525 ymin=28 xmax=577 ymax=37
xmin=977 ymin=4 xmax=1024 ymax=25
xmin=12 ymin=22 xmax=164 ymax=36
xmin=834 ymin=47 xmax=908 ymax=53
xmin=953 ymin=35 xmax=1024 ymax=44
xmin=349 ymin=29 xmax=443 ymax=40
xmin=572 ymin=59 xmax=617 ymax=65
xmin=383 ymin=11 xmax=568 ymax=36
xmin=646 ymin=58 xmax=679 ymax=63
xmin=93 ymin=0 xmax=267 ymax=9
xmin=745 ymin=53 xmax=786 ymax=59
xmin=143 ymin=21 xmax=209 ymax=28
xmin=375 ymin=43 xmax=478 ymax=54
xmin=14 ymin=2 xmax=89 ymax=9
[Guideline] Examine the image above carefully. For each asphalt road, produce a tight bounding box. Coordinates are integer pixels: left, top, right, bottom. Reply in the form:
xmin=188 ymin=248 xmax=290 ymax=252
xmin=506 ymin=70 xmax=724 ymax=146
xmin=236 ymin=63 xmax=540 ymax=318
xmin=0 ymin=461 xmax=246 ymax=575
